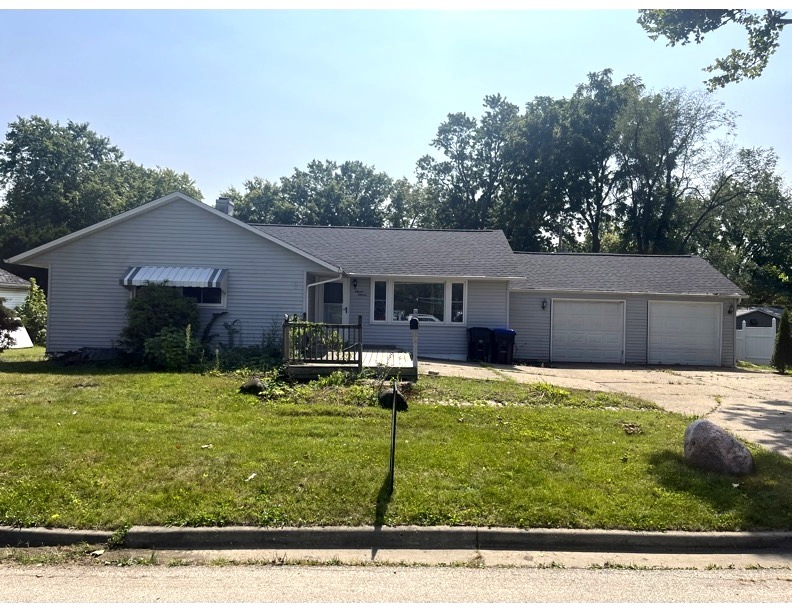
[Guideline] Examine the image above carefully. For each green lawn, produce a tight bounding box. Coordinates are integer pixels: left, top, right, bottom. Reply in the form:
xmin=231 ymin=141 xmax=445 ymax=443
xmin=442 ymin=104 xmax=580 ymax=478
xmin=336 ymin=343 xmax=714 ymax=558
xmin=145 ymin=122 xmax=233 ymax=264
xmin=1 ymin=347 xmax=791 ymax=532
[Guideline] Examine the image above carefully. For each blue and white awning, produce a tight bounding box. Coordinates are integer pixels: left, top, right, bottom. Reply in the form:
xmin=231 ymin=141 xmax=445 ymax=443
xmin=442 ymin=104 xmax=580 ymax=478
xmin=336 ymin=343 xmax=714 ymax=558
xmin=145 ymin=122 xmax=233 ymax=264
xmin=121 ymin=267 xmax=227 ymax=289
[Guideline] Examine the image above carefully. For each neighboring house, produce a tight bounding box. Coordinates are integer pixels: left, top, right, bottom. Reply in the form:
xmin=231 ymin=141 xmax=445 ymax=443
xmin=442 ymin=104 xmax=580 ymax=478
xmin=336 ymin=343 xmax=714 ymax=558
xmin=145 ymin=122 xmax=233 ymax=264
xmin=6 ymin=192 xmax=521 ymax=360
xmin=510 ymin=253 xmax=745 ymax=367
xmin=736 ymin=306 xmax=784 ymax=329
xmin=0 ymin=268 xmax=30 ymax=311
xmin=5 ymin=192 xmax=746 ymax=366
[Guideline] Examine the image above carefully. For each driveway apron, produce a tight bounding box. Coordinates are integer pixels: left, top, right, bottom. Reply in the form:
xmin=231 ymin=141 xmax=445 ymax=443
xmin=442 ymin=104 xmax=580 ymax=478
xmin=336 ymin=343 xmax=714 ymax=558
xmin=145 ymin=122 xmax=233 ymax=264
xmin=419 ymin=361 xmax=792 ymax=458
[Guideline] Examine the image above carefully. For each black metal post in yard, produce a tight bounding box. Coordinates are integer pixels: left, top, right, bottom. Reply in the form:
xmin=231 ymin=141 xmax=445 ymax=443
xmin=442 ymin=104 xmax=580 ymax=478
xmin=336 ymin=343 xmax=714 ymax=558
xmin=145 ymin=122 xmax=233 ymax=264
xmin=388 ymin=378 xmax=398 ymax=495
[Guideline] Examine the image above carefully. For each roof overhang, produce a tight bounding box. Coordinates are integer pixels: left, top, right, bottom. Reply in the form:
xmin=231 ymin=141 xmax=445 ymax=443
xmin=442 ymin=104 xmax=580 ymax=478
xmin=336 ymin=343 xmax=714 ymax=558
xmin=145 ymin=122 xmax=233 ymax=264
xmin=509 ymin=287 xmax=747 ymax=299
xmin=5 ymin=192 xmax=341 ymax=273
xmin=120 ymin=267 xmax=228 ymax=290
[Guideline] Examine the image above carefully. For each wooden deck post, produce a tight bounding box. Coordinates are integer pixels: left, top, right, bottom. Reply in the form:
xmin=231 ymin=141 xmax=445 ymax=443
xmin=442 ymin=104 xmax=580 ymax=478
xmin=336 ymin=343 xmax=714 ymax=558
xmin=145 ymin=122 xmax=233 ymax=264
xmin=357 ymin=315 xmax=363 ymax=373
xmin=282 ymin=314 xmax=290 ymax=363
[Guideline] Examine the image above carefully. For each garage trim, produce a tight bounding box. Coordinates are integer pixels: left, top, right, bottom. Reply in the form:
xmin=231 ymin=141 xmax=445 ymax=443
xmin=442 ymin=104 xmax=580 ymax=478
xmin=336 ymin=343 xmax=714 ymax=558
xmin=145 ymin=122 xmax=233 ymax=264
xmin=550 ymin=298 xmax=626 ymax=364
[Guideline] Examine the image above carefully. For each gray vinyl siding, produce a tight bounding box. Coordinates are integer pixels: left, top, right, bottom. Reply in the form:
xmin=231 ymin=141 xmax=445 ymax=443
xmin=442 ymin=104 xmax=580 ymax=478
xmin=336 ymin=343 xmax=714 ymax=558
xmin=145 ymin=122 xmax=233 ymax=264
xmin=0 ymin=287 xmax=29 ymax=311
xmin=508 ymin=293 xmax=550 ymax=361
xmin=21 ymin=199 xmax=329 ymax=353
xmin=510 ymin=290 xmax=736 ymax=366
xmin=350 ymin=278 xmax=509 ymax=360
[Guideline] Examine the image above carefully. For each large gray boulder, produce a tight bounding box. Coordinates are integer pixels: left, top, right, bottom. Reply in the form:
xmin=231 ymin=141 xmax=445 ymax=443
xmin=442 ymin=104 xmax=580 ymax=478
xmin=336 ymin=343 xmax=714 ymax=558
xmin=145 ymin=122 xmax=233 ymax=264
xmin=684 ymin=419 xmax=754 ymax=476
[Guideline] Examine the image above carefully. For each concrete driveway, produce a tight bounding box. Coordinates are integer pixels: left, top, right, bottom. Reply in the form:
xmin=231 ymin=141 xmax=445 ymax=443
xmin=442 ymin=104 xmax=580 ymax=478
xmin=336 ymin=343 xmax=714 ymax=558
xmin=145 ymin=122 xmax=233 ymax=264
xmin=418 ymin=360 xmax=792 ymax=458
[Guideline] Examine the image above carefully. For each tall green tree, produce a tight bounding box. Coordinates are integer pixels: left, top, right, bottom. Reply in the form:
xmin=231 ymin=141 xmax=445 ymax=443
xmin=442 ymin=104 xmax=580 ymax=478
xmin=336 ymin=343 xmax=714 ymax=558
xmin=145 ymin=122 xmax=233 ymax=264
xmin=385 ymin=178 xmax=434 ymax=228
xmin=499 ymin=96 xmax=570 ymax=251
xmin=0 ymin=116 xmax=202 ymax=260
xmin=771 ymin=308 xmax=792 ymax=374
xmin=613 ymin=88 xmax=734 ymax=254
xmin=278 ymin=160 xmax=392 ymax=227
xmin=222 ymin=178 xmax=297 ymax=224
xmin=638 ymin=9 xmax=791 ymax=89
xmin=417 ymin=94 xmax=519 ymax=230
xmin=560 ymin=70 xmax=643 ymax=252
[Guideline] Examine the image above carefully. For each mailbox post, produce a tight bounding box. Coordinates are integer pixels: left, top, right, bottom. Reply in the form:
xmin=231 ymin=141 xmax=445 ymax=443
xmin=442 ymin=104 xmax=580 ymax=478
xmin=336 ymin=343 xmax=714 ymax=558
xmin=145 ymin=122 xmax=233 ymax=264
xmin=409 ymin=308 xmax=419 ymax=369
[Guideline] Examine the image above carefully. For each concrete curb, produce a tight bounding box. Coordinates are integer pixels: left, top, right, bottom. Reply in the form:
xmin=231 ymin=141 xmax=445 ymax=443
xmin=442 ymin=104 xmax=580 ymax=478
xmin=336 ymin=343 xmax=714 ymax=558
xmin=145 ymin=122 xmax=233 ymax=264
xmin=0 ymin=527 xmax=113 ymax=548
xmin=4 ymin=526 xmax=790 ymax=553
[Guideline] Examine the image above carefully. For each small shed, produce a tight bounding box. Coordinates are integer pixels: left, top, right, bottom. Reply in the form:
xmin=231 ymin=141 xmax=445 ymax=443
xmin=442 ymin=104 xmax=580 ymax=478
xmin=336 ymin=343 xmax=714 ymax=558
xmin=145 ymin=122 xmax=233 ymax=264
xmin=736 ymin=306 xmax=783 ymax=329
xmin=0 ymin=268 xmax=30 ymax=311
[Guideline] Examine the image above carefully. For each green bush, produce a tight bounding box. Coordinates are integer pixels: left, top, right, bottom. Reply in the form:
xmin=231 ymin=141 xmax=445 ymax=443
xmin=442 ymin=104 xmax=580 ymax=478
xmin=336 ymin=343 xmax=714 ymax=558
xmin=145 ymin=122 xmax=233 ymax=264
xmin=143 ymin=325 xmax=204 ymax=371
xmin=0 ymin=298 xmax=21 ymax=353
xmin=15 ymin=277 xmax=47 ymax=345
xmin=118 ymin=283 xmax=201 ymax=360
xmin=771 ymin=308 xmax=792 ymax=374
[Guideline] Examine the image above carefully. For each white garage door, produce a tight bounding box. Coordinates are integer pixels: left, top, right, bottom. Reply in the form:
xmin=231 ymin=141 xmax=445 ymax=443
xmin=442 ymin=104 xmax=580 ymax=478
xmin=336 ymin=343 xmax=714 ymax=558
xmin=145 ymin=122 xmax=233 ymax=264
xmin=551 ymin=300 xmax=625 ymax=363
xmin=648 ymin=301 xmax=722 ymax=366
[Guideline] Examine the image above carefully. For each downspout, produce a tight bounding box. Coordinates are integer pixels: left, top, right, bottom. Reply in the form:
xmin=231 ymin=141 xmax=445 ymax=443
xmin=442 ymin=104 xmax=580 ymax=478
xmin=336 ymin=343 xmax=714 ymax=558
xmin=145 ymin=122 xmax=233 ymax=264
xmin=305 ymin=269 xmax=344 ymax=320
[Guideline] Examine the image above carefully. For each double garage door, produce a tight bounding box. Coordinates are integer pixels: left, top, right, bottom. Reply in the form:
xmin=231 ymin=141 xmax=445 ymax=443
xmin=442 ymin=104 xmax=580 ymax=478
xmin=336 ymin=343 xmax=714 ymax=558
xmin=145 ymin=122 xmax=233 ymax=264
xmin=550 ymin=299 xmax=722 ymax=366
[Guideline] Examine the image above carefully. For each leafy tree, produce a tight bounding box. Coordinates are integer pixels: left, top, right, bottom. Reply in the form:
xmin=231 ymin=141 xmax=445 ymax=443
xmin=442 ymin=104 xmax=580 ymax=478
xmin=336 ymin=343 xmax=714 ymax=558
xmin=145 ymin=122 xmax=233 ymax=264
xmin=386 ymin=178 xmax=435 ymax=228
xmin=638 ymin=9 xmax=791 ymax=89
xmin=417 ymin=94 xmax=519 ymax=230
xmin=499 ymin=95 xmax=570 ymax=251
xmin=222 ymin=178 xmax=297 ymax=224
xmin=771 ymin=308 xmax=792 ymax=374
xmin=560 ymin=70 xmax=643 ymax=252
xmin=15 ymin=276 xmax=47 ymax=345
xmin=0 ymin=116 xmax=202 ymax=260
xmin=118 ymin=284 xmax=201 ymax=361
xmin=278 ymin=160 xmax=392 ymax=227
xmin=613 ymin=88 xmax=734 ymax=254
xmin=0 ymin=297 xmax=21 ymax=353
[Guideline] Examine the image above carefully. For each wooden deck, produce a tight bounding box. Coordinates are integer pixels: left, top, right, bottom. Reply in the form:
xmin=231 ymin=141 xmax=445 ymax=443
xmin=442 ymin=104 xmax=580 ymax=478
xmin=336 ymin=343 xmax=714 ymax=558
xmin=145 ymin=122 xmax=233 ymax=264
xmin=286 ymin=347 xmax=417 ymax=381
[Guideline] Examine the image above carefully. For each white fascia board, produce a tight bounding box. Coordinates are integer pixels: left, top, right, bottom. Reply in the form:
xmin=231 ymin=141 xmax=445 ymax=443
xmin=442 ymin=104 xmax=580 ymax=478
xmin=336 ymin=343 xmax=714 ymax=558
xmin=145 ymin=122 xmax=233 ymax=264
xmin=509 ymin=287 xmax=747 ymax=298
xmin=346 ymin=274 xmax=523 ymax=280
xmin=6 ymin=191 xmax=341 ymax=273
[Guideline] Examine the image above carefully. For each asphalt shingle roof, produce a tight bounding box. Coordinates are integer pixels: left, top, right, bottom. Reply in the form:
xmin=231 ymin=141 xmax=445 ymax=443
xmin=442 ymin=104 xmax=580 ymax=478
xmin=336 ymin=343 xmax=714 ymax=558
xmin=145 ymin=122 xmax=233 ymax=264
xmin=511 ymin=252 xmax=746 ymax=296
xmin=252 ymin=225 xmax=523 ymax=278
xmin=0 ymin=268 xmax=30 ymax=287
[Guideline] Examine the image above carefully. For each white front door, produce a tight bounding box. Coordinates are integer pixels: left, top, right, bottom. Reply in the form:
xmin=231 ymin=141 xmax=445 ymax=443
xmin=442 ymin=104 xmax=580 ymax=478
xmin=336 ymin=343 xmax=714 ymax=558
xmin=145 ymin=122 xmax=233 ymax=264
xmin=321 ymin=280 xmax=349 ymax=324
xmin=551 ymin=299 xmax=625 ymax=363
xmin=648 ymin=301 xmax=721 ymax=366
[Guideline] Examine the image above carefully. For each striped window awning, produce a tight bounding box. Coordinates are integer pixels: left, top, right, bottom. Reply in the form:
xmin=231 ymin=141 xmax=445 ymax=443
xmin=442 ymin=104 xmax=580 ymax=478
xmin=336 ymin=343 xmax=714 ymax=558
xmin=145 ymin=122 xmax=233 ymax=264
xmin=121 ymin=267 xmax=228 ymax=289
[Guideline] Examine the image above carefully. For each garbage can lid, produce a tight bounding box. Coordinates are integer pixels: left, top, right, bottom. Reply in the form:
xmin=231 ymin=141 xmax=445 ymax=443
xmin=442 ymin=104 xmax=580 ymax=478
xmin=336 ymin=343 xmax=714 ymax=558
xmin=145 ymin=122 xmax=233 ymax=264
xmin=492 ymin=327 xmax=516 ymax=335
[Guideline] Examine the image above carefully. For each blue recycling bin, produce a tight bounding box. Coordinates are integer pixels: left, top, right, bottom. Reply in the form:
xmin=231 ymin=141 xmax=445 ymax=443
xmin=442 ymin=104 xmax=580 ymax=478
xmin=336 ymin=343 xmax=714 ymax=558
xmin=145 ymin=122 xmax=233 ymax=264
xmin=490 ymin=328 xmax=516 ymax=364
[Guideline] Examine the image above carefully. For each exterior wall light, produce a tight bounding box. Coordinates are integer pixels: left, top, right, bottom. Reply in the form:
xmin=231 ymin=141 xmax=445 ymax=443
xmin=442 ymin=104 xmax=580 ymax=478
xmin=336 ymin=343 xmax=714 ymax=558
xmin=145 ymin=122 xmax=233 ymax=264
xmin=542 ymin=299 xmax=548 ymax=310
xmin=352 ymin=278 xmax=358 ymax=289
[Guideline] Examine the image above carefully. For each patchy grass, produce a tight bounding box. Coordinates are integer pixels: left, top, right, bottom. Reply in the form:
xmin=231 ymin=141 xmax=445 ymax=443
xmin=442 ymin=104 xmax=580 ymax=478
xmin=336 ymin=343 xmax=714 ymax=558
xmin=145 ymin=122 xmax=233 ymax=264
xmin=1 ymin=348 xmax=791 ymax=532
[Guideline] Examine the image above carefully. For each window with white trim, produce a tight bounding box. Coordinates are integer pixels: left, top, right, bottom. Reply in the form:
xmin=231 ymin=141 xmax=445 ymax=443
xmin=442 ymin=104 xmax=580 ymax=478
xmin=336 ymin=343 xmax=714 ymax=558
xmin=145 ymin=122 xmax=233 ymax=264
xmin=134 ymin=285 xmax=225 ymax=307
xmin=371 ymin=280 xmax=465 ymax=324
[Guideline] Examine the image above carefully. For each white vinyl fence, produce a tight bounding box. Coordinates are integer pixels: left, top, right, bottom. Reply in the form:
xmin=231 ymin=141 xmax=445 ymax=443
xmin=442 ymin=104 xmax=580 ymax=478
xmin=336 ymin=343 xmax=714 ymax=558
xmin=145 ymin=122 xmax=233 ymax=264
xmin=735 ymin=319 xmax=777 ymax=365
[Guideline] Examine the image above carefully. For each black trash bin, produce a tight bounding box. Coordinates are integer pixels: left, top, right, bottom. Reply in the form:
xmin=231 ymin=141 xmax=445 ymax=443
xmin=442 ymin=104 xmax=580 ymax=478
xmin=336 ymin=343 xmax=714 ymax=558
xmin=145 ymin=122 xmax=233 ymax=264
xmin=467 ymin=327 xmax=491 ymax=362
xmin=490 ymin=328 xmax=516 ymax=364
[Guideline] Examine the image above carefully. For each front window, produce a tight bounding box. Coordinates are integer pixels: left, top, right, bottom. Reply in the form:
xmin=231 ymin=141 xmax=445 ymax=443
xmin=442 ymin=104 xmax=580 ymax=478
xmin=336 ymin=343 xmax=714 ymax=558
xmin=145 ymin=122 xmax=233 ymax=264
xmin=371 ymin=280 xmax=465 ymax=324
xmin=393 ymin=282 xmax=445 ymax=322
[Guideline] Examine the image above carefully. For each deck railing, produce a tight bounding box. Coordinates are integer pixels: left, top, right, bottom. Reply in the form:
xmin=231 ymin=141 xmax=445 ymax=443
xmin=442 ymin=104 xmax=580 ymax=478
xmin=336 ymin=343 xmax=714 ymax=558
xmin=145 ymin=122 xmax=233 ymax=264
xmin=282 ymin=314 xmax=364 ymax=370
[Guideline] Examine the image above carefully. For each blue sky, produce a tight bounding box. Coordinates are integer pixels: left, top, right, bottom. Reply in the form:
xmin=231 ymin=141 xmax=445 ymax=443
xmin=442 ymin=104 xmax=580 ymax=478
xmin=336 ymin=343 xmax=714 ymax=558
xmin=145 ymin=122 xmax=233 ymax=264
xmin=2 ymin=9 xmax=791 ymax=205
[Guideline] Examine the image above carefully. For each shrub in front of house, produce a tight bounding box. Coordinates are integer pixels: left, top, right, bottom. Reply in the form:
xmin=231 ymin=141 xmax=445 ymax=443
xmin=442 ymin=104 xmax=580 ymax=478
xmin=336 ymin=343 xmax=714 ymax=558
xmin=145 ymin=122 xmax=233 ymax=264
xmin=0 ymin=297 xmax=21 ymax=353
xmin=15 ymin=277 xmax=47 ymax=345
xmin=771 ymin=308 xmax=792 ymax=374
xmin=118 ymin=283 xmax=202 ymax=368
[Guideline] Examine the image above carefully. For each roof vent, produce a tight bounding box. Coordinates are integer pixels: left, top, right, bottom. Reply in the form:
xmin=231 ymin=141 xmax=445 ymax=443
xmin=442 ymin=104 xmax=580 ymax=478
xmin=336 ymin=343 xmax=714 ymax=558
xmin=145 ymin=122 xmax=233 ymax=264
xmin=216 ymin=197 xmax=234 ymax=217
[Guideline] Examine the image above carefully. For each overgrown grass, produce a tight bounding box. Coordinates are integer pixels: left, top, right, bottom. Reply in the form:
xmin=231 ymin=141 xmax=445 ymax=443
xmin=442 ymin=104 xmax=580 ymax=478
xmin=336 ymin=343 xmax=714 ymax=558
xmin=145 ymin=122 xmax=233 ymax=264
xmin=1 ymin=347 xmax=791 ymax=532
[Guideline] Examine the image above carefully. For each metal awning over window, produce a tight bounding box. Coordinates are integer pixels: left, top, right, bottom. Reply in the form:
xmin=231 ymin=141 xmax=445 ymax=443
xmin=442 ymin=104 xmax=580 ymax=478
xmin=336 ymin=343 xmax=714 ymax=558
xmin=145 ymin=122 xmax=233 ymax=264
xmin=120 ymin=267 xmax=227 ymax=290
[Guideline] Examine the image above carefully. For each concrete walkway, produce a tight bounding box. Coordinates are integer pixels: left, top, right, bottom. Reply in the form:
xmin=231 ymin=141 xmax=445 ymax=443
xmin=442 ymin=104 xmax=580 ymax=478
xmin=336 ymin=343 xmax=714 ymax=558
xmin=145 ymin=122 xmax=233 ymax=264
xmin=419 ymin=360 xmax=792 ymax=458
